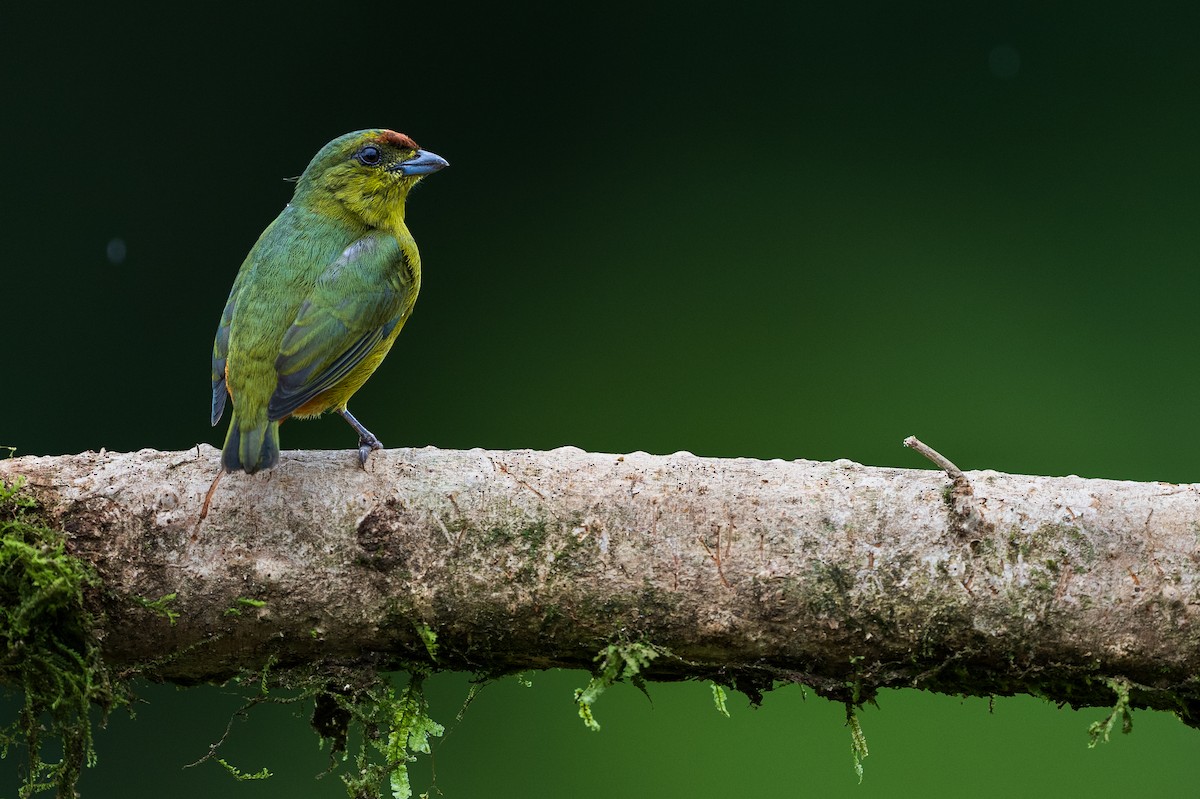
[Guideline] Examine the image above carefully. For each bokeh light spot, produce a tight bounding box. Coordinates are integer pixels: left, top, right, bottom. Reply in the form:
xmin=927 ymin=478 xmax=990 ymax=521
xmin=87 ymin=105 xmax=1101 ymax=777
xmin=106 ymin=237 xmax=127 ymax=264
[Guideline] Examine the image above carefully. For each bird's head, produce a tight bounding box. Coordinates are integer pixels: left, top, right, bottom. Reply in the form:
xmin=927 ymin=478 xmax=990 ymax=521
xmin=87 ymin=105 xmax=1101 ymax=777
xmin=293 ymin=129 xmax=448 ymax=230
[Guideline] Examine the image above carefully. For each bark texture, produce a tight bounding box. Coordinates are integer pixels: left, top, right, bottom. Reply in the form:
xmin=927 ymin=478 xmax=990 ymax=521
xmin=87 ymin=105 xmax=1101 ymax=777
xmin=3 ymin=445 xmax=1199 ymax=720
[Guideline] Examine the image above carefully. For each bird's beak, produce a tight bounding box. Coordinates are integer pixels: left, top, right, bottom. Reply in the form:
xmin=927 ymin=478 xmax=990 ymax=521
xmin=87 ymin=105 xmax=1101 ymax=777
xmin=392 ymin=149 xmax=449 ymax=176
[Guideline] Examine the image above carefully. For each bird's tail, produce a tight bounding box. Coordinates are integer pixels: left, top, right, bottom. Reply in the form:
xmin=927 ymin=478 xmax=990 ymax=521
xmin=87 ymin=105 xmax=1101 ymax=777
xmin=221 ymin=414 xmax=281 ymax=474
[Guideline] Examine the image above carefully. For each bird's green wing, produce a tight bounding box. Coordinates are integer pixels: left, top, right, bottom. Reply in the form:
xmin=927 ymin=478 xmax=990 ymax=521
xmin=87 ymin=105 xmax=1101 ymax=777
xmin=210 ymin=285 xmax=238 ymax=425
xmin=267 ymin=233 xmax=416 ymax=421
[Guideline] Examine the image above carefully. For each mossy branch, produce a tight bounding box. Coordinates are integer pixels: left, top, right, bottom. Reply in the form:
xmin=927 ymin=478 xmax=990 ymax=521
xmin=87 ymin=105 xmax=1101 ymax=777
xmin=0 ymin=476 xmax=128 ymax=797
xmin=3 ymin=444 xmax=1200 ymax=733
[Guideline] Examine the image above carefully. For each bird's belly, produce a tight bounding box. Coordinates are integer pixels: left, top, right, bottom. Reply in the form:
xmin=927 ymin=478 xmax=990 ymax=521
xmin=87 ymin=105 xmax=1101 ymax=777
xmin=289 ymin=336 xmax=399 ymax=418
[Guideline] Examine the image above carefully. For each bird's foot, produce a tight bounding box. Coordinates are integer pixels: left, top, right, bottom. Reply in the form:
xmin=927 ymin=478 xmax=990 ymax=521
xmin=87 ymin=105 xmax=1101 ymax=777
xmin=338 ymin=407 xmax=383 ymax=469
xmin=357 ymin=432 xmax=384 ymax=468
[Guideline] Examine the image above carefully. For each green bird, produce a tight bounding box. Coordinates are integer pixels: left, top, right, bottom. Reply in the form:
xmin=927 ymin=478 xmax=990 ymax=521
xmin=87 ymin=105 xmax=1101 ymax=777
xmin=210 ymin=129 xmax=447 ymax=474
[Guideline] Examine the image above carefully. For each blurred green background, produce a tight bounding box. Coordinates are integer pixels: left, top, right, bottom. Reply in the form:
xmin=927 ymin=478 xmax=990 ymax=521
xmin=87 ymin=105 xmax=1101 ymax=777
xmin=4 ymin=1 xmax=1200 ymax=796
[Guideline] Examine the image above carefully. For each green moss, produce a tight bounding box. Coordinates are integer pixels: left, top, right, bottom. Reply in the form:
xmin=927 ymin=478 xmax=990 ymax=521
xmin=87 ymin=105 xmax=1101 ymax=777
xmin=520 ymin=520 xmax=549 ymax=552
xmin=480 ymin=520 xmax=551 ymax=558
xmin=414 ymin=622 xmax=439 ymax=663
xmin=134 ymin=592 xmax=180 ymax=624
xmin=342 ymin=672 xmax=444 ymax=799
xmin=805 ymin=561 xmax=854 ymax=619
xmin=711 ymin=683 xmax=730 ymax=717
xmin=847 ymin=705 xmax=868 ymax=783
xmin=217 ymin=758 xmax=272 ymax=781
xmin=223 ymin=596 xmax=267 ymax=617
xmin=195 ymin=661 xmax=445 ymax=799
xmin=845 ymin=655 xmax=866 ymax=704
xmin=444 ymin=516 xmax=471 ymax=541
xmin=1088 ymin=677 xmax=1133 ymax=747
xmin=484 ymin=525 xmax=513 ymax=545
xmin=1029 ymin=568 xmax=1054 ymax=593
xmin=574 ymin=642 xmax=664 ymax=731
xmin=1058 ymin=525 xmax=1098 ymax=569
xmin=0 ymin=476 xmax=127 ymax=798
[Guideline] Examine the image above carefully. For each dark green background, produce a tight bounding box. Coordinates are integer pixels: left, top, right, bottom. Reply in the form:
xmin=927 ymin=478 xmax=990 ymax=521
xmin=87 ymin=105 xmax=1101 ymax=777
xmin=4 ymin=2 xmax=1200 ymax=795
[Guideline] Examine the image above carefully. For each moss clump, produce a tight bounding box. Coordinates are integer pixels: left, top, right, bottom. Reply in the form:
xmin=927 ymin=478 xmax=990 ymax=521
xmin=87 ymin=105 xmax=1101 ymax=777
xmin=133 ymin=592 xmax=179 ymax=624
xmin=519 ymin=521 xmax=549 ymax=551
xmin=199 ymin=646 xmax=445 ymax=799
xmin=292 ymin=668 xmax=443 ymax=799
xmin=0 ymin=477 xmax=125 ymax=797
xmin=574 ymin=642 xmax=663 ymax=731
xmin=1088 ymin=677 xmax=1133 ymax=747
xmin=847 ymin=705 xmax=869 ymax=783
xmin=710 ymin=683 xmax=730 ymax=717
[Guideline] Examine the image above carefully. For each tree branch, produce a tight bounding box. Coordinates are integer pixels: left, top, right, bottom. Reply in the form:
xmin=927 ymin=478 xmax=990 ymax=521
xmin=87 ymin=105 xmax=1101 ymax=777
xmin=3 ymin=444 xmax=1199 ymax=722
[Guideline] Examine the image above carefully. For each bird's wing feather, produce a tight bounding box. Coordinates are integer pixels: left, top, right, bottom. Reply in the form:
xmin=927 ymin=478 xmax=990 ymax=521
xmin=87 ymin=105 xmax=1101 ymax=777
xmin=210 ymin=285 xmax=238 ymax=425
xmin=267 ymin=234 xmax=412 ymax=421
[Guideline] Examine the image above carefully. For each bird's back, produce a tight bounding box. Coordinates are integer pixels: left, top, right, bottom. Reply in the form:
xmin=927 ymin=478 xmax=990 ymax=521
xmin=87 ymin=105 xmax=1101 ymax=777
xmin=222 ymin=205 xmax=364 ymax=417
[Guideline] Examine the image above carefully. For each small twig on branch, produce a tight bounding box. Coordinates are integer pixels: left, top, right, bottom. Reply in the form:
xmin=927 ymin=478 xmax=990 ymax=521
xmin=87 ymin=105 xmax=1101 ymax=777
xmin=198 ymin=468 xmax=225 ymax=523
xmin=183 ymin=695 xmax=264 ymax=769
xmin=902 ymin=436 xmax=965 ymax=481
xmin=698 ymin=529 xmax=733 ymax=589
xmin=903 ymin=435 xmax=993 ymax=539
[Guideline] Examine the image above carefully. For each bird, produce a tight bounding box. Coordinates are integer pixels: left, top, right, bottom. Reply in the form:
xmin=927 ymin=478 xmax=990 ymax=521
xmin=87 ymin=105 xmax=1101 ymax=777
xmin=210 ymin=129 xmax=447 ymax=475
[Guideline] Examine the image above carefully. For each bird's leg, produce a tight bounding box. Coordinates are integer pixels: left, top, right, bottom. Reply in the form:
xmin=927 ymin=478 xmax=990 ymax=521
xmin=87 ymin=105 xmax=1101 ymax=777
xmin=338 ymin=407 xmax=383 ymax=467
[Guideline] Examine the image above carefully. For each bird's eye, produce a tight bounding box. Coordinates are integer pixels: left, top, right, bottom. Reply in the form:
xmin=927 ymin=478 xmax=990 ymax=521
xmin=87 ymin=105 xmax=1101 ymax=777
xmin=356 ymin=146 xmax=382 ymax=166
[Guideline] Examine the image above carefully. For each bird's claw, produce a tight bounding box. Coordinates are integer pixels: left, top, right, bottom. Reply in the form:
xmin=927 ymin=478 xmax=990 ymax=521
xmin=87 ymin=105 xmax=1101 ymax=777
xmin=357 ymin=433 xmax=384 ymax=468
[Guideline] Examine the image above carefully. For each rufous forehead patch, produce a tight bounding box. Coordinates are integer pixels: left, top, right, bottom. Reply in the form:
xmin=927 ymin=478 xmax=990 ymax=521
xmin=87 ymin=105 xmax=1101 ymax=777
xmin=378 ymin=130 xmax=419 ymax=150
